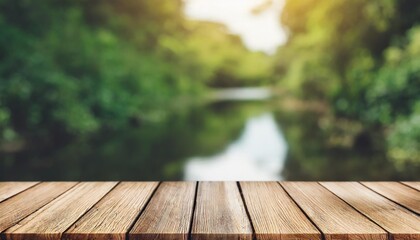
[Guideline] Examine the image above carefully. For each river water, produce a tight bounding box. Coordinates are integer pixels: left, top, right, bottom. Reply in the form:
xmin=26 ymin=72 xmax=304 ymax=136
xmin=185 ymin=113 xmax=287 ymax=180
xmin=0 ymin=96 xmax=417 ymax=181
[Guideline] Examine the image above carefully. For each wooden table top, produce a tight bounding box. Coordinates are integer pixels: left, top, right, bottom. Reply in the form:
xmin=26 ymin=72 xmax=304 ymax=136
xmin=0 ymin=181 xmax=419 ymax=240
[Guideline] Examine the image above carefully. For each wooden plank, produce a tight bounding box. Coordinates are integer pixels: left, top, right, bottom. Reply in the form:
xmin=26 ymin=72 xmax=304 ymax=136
xmin=0 ymin=182 xmax=77 ymax=233
xmin=191 ymin=182 xmax=252 ymax=240
xmin=281 ymin=182 xmax=387 ymax=240
xmin=64 ymin=182 xmax=158 ymax=240
xmin=402 ymin=182 xmax=420 ymax=191
xmin=361 ymin=182 xmax=420 ymax=214
xmin=240 ymin=182 xmax=321 ymax=240
xmin=0 ymin=182 xmax=39 ymax=203
xmin=321 ymin=182 xmax=420 ymax=240
xmin=130 ymin=182 xmax=196 ymax=240
xmin=4 ymin=182 xmax=117 ymax=240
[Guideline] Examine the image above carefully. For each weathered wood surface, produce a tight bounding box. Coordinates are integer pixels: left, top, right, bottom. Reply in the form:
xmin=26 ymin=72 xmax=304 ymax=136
xmin=402 ymin=181 xmax=420 ymax=191
xmin=0 ymin=182 xmax=77 ymax=233
xmin=130 ymin=182 xmax=196 ymax=240
xmin=4 ymin=182 xmax=117 ymax=240
xmin=65 ymin=182 xmax=158 ymax=240
xmin=322 ymin=182 xmax=420 ymax=240
xmin=191 ymin=182 xmax=252 ymax=240
xmin=0 ymin=181 xmax=418 ymax=240
xmin=240 ymin=182 xmax=321 ymax=240
xmin=0 ymin=182 xmax=38 ymax=203
xmin=361 ymin=181 xmax=420 ymax=214
xmin=281 ymin=182 xmax=387 ymax=240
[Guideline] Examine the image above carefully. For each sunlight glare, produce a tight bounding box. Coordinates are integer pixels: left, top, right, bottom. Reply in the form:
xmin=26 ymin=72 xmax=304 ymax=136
xmin=184 ymin=0 xmax=287 ymax=54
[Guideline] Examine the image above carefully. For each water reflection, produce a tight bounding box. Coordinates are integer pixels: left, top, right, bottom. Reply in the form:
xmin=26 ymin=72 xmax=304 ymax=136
xmin=1 ymin=101 xmax=417 ymax=181
xmin=184 ymin=113 xmax=287 ymax=180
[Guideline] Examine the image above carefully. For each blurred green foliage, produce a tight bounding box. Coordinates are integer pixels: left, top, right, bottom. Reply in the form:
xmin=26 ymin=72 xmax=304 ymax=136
xmin=0 ymin=0 xmax=418 ymax=177
xmin=0 ymin=101 xmax=265 ymax=180
xmin=0 ymin=0 xmax=269 ymax=144
xmin=277 ymin=0 xmax=420 ymax=166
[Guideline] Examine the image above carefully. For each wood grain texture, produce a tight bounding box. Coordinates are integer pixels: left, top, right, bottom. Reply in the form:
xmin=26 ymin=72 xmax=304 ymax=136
xmin=281 ymin=182 xmax=387 ymax=240
xmin=0 ymin=182 xmax=39 ymax=203
xmin=4 ymin=182 xmax=117 ymax=240
xmin=321 ymin=182 xmax=420 ymax=240
xmin=0 ymin=182 xmax=77 ymax=232
xmin=130 ymin=182 xmax=196 ymax=240
xmin=191 ymin=182 xmax=252 ymax=240
xmin=240 ymin=182 xmax=321 ymax=240
xmin=64 ymin=182 xmax=158 ymax=240
xmin=402 ymin=182 xmax=420 ymax=191
xmin=1 ymin=181 xmax=418 ymax=240
xmin=362 ymin=182 xmax=420 ymax=214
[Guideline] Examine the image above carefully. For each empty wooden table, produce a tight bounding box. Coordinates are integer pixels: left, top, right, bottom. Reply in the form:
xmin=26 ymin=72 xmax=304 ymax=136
xmin=0 ymin=181 xmax=418 ymax=240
